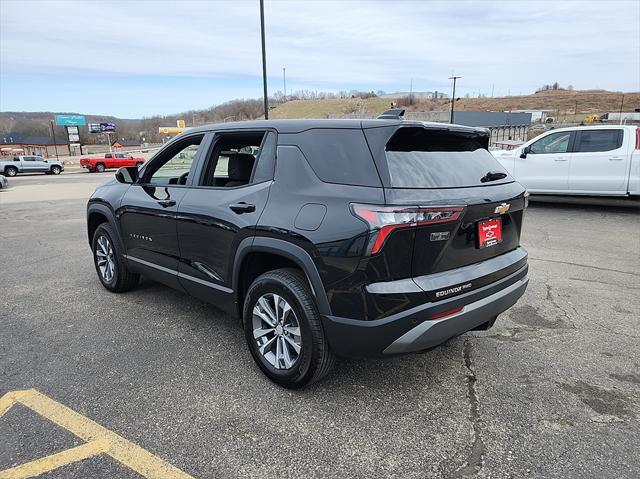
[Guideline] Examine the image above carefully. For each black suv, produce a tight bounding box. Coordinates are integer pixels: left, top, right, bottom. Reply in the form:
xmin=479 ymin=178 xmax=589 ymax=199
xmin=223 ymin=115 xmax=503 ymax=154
xmin=87 ymin=111 xmax=529 ymax=388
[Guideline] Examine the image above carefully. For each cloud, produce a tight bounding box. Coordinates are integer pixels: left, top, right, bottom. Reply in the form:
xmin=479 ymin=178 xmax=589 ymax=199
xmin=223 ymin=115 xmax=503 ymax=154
xmin=1 ymin=0 xmax=638 ymax=116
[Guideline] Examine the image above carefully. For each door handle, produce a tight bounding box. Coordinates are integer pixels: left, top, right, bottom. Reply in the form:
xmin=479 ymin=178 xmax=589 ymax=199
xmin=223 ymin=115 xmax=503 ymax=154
xmin=158 ymin=199 xmax=176 ymax=208
xmin=554 ymin=157 xmax=568 ymax=162
xmin=609 ymin=157 xmax=624 ymax=161
xmin=229 ymin=202 xmax=256 ymax=213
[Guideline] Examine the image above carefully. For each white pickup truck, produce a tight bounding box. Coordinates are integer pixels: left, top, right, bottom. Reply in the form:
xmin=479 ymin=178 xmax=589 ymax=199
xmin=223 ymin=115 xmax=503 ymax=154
xmin=492 ymin=125 xmax=639 ymax=197
xmin=0 ymin=155 xmax=64 ymax=177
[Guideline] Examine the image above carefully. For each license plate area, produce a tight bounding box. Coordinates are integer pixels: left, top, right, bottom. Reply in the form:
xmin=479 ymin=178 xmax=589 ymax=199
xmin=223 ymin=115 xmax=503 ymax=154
xmin=477 ymin=218 xmax=503 ymax=248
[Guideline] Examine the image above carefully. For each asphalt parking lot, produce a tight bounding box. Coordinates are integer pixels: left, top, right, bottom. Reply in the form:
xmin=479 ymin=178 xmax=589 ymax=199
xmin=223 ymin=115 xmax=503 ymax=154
xmin=1 ymin=172 xmax=639 ymax=478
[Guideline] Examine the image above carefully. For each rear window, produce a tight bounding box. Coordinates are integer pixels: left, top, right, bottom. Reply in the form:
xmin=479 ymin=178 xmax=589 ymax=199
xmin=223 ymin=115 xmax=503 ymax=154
xmin=296 ymin=129 xmax=381 ymax=187
xmin=385 ymin=127 xmax=511 ymax=188
xmin=575 ymin=129 xmax=622 ymax=152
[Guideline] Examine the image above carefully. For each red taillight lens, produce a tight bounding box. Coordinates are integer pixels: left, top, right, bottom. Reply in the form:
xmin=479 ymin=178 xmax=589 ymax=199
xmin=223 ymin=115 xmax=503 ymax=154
xmin=351 ymin=204 xmax=464 ymax=254
xmin=428 ymin=306 xmax=464 ymax=320
xmin=635 ymin=127 xmax=640 ymax=150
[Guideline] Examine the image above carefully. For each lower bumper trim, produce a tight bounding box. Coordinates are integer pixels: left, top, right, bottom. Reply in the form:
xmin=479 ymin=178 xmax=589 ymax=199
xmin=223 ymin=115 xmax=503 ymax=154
xmin=383 ymin=276 xmax=528 ymax=355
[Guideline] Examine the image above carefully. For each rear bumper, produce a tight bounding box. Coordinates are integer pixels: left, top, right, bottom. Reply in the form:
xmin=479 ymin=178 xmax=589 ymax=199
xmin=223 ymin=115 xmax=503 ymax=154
xmin=322 ymin=263 xmax=528 ymax=358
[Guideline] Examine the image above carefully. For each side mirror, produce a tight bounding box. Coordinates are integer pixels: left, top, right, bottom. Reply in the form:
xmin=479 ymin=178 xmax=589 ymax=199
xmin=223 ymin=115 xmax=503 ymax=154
xmin=520 ymin=146 xmax=529 ymax=159
xmin=115 ymin=166 xmax=139 ymax=184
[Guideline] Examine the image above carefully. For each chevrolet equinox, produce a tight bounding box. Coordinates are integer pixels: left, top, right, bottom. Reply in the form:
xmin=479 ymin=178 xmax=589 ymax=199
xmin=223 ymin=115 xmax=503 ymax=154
xmin=87 ymin=110 xmax=529 ymax=388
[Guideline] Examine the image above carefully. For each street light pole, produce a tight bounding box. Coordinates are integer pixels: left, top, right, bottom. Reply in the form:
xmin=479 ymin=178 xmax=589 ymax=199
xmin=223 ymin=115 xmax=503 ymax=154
xmin=260 ymin=0 xmax=269 ymax=119
xmin=283 ymin=67 xmax=286 ymax=101
xmin=448 ymin=76 xmax=461 ymax=124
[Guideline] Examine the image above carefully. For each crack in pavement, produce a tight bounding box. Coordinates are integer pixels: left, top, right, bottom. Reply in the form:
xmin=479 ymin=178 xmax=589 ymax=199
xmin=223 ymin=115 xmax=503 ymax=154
xmin=545 ymin=284 xmax=577 ymax=327
xmin=568 ymin=277 xmax=640 ymax=290
xmin=452 ymin=339 xmax=486 ymax=478
xmin=529 ymin=257 xmax=640 ymax=277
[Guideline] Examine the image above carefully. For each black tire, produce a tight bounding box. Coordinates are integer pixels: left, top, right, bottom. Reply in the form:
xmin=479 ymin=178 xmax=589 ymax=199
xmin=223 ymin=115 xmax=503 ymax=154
xmin=51 ymin=165 xmax=61 ymax=175
xmin=243 ymin=268 xmax=334 ymax=388
xmin=89 ymin=168 xmax=96 ymax=173
xmin=5 ymin=167 xmax=17 ymax=177
xmin=92 ymin=223 xmax=139 ymax=293
xmin=96 ymin=163 xmax=106 ymax=173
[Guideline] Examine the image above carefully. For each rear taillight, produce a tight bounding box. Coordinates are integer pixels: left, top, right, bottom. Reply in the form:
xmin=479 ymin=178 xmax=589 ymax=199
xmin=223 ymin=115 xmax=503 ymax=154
xmin=351 ymin=204 xmax=464 ymax=255
xmin=635 ymin=127 xmax=640 ymax=150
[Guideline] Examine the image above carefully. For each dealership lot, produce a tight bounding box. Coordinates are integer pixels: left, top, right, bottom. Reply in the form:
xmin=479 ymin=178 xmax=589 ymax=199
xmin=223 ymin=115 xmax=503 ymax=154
xmin=1 ymin=173 xmax=639 ymax=478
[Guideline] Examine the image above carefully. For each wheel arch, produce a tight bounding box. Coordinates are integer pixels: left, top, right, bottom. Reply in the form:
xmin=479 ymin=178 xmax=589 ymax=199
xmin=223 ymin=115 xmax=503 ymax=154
xmin=233 ymin=237 xmax=331 ymax=318
xmin=87 ymin=203 xmax=125 ymax=252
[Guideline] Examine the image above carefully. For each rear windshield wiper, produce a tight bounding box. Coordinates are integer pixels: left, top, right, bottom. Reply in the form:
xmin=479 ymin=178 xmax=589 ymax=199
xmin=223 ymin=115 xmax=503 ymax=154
xmin=480 ymin=171 xmax=508 ymax=183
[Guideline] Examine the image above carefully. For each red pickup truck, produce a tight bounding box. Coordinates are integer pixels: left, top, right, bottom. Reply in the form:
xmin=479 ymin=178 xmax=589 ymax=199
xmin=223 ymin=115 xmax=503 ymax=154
xmin=80 ymin=153 xmax=145 ymax=173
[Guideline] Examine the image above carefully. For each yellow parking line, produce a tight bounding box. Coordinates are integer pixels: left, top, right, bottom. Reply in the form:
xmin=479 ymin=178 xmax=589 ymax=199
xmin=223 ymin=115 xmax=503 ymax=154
xmin=0 ymin=439 xmax=108 ymax=479
xmin=0 ymin=389 xmax=193 ymax=479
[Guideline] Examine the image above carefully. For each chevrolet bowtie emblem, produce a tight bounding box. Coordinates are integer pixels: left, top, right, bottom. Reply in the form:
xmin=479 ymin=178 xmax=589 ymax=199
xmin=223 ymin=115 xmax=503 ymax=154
xmin=494 ymin=203 xmax=510 ymax=215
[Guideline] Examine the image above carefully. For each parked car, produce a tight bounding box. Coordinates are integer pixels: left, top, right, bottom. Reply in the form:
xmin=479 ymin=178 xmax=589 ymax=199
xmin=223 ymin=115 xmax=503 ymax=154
xmin=0 ymin=174 xmax=8 ymax=189
xmin=493 ymin=125 xmax=639 ymax=196
xmin=80 ymin=153 xmax=145 ymax=173
xmin=0 ymin=155 xmax=64 ymax=176
xmin=86 ymin=111 xmax=529 ymax=388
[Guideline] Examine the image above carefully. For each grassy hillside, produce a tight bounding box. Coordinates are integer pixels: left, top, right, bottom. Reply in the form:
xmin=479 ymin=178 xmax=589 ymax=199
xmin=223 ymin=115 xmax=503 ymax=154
xmin=269 ymin=89 xmax=640 ymax=119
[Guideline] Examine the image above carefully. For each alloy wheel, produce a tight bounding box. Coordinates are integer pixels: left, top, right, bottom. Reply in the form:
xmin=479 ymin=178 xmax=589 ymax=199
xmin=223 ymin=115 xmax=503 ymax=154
xmin=95 ymin=235 xmax=116 ymax=282
xmin=252 ymin=293 xmax=302 ymax=370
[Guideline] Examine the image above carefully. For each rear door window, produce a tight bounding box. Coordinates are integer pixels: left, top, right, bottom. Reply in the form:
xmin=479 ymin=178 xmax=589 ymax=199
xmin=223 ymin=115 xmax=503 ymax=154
xmin=296 ymin=129 xmax=381 ymax=187
xmin=384 ymin=127 xmax=511 ymax=188
xmin=575 ymin=130 xmax=622 ymax=152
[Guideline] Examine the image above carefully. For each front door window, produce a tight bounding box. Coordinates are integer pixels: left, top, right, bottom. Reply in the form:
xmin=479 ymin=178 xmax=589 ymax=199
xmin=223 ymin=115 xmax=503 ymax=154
xmin=529 ymin=132 xmax=571 ymax=154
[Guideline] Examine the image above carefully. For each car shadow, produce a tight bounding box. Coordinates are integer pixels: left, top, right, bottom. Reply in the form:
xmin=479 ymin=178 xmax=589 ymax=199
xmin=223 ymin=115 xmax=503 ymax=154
xmin=132 ymin=277 xmax=466 ymax=394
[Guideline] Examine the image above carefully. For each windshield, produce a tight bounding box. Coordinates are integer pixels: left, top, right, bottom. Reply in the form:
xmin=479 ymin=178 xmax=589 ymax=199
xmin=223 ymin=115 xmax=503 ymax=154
xmin=385 ymin=127 xmax=512 ymax=188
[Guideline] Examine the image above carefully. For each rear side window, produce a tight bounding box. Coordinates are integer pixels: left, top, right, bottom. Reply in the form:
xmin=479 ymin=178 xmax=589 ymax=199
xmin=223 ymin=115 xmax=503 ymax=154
xmin=575 ymin=130 xmax=622 ymax=152
xmin=296 ymin=129 xmax=380 ymax=187
xmin=384 ymin=127 xmax=510 ymax=188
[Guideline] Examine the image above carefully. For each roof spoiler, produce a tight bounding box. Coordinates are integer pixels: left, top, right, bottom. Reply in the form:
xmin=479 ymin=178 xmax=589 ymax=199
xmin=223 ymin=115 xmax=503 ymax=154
xmin=377 ymin=108 xmax=405 ymax=120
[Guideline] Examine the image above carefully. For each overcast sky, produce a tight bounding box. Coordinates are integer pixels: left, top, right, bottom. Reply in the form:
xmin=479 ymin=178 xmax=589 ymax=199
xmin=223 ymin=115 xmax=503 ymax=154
xmin=1 ymin=0 xmax=639 ymax=117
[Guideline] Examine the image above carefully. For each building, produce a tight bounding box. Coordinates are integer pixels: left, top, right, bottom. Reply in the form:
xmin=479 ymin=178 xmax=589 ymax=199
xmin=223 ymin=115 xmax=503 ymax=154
xmin=510 ymin=109 xmax=554 ymax=123
xmin=111 ymin=139 xmax=141 ymax=150
xmin=0 ymin=132 xmax=70 ymax=158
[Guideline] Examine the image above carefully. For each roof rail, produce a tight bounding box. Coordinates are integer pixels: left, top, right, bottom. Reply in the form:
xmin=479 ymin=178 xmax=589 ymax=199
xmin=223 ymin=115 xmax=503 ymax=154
xmin=377 ymin=108 xmax=406 ymax=120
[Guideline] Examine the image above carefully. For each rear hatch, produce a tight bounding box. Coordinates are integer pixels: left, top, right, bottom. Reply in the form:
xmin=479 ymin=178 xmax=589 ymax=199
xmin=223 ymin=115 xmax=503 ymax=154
xmin=364 ymin=124 xmax=526 ymax=283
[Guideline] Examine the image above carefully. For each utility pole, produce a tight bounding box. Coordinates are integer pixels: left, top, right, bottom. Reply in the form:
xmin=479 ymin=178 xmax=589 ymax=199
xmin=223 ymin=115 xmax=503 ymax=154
xmin=49 ymin=120 xmax=59 ymax=161
xmin=448 ymin=76 xmax=461 ymax=123
xmin=283 ymin=67 xmax=287 ymax=101
xmin=619 ymin=94 xmax=625 ymax=124
xmin=491 ymin=84 xmax=495 ymax=97
xmin=260 ymin=0 xmax=269 ymax=119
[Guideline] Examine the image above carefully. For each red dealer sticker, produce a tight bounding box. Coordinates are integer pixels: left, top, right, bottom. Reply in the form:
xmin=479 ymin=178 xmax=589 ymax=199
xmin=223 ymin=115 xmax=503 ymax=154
xmin=478 ymin=218 xmax=502 ymax=248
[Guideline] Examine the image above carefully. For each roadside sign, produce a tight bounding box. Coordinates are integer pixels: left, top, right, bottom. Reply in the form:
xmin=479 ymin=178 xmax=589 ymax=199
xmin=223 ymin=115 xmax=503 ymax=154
xmin=68 ymin=134 xmax=80 ymax=142
xmin=88 ymin=123 xmax=101 ymax=133
xmin=100 ymin=123 xmax=116 ymax=132
xmin=159 ymin=127 xmax=186 ymax=134
xmin=67 ymin=126 xmax=79 ymax=135
xmin=55 ymin=114 xmax=86 ymax=126
xmin=177 ymin=119 xmax=186 ymax=128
